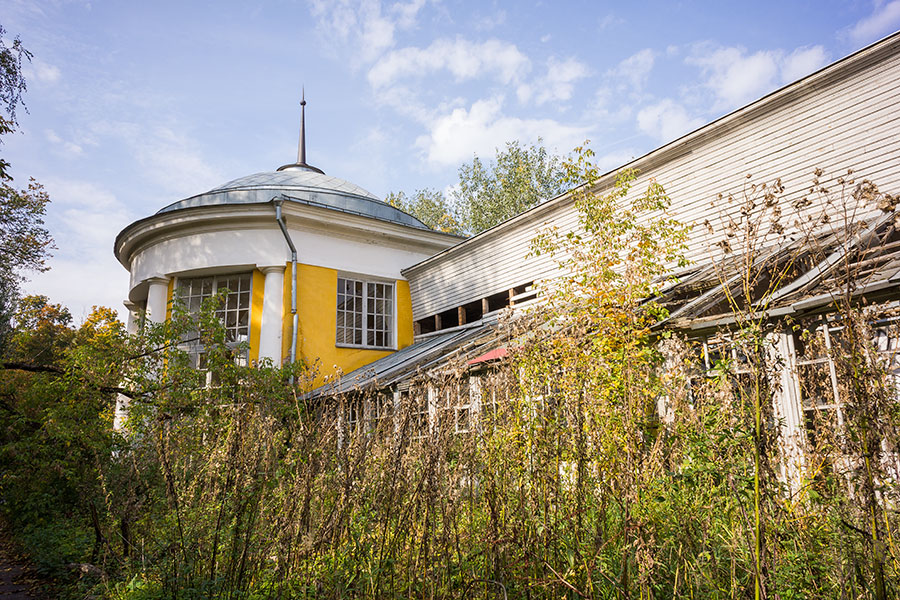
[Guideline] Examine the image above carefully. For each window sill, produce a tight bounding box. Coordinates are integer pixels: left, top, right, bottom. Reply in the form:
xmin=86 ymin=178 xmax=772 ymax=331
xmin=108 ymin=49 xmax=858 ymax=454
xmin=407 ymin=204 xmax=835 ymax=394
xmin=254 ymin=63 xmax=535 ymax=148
xmin=335 ymin=343 xmax=397 ymax=351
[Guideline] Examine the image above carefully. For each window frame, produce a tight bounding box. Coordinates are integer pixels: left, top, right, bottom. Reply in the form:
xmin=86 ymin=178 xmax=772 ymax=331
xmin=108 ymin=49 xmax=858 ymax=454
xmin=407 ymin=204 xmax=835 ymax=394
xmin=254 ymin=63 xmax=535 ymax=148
xmin=175 ymin=272 xmax=253 ymax=374
xmin=335 ymin=275 xmax=396 ymax=350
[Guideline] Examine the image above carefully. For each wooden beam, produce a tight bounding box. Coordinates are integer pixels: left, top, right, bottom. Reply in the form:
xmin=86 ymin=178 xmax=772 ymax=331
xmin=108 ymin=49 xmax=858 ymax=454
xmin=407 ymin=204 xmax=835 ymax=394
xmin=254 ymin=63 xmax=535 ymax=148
xmin=435 ymin=314 xmax=442 ymax=330
xmin=482 ymin=298 xmax=489 ymax=314
xmin=458 ymin=306 xmax=466 ymax=325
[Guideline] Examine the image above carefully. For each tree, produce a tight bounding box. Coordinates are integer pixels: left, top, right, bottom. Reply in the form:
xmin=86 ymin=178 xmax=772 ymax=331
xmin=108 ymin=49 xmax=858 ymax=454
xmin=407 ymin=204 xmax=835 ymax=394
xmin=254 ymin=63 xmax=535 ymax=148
xmin=0 ymin=24 xmax=31 ymax=180
xmin=454 ymin=139 xmax=567 ymax=234
xmin=0 ymin=26 xmax=53 ymax=356
xmin=6 ymin=295 xmax=74 ymax=366
xmin=385 ymin=188 xmax=465 ymax=235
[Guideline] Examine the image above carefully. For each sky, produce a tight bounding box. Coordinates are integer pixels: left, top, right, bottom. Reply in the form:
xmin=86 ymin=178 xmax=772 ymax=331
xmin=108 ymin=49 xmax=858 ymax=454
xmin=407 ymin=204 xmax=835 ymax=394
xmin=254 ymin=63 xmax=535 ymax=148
xmin=2 ymin=0 xmax=899 ymax=322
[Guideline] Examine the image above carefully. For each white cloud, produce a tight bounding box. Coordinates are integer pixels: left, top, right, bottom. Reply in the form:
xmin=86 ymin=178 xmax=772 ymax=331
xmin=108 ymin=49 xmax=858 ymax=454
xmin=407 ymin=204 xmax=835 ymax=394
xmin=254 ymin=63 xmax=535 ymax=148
xmin=368 ymin=37 xmax=531 ymax=88
xmin=539 ymin=57 xmax=591 ymax=104
xmin=608 ymin=48 xmax=655 ymax=93
xmin=586 ymin=88 xmax=633 ymax=123
xmin=87 ymin=119 xmax=223 ymax=197
xmin=594 ymin=149 xmax=638 ymax=173
xmin=23 ymin=57 xmax=61 ymax=84
xmin=136 ymin=126 xmax=224 ymax=197
xmin=598 ymin=13 xmax=624 ymax=31
xmin=309 ymin=0 xmax=427 ymax=63
xmin=636 ymin=99 xmax=704 ymax=143
xmin=415 ymin=96 xmax=589 ymax=167
xmin=847 ymin=1 xmax=900 ymax=45
xmin=519 ymin=57 xmax=591 ymax=105
xmin=24 ymin=257 xmax=130 ymax=323
xmin=43 ymin=179 xmax=131 ymax=249
xmin=25 ymin=178 xmax=136 ymax=320
xmin=473 ymin=9 xmax=507 ymax=31
xmin=44 ymin=129 xmax=83 ymax=156
xmin=688 ymin=46 xmax=779 ymax=109
xmin=687 ymin=43 xmax=829 ymax=111
xmin=391 ymin=0 xmax=427 ymax=28
xmin=781 ymin=45 xmax=829 ymax=83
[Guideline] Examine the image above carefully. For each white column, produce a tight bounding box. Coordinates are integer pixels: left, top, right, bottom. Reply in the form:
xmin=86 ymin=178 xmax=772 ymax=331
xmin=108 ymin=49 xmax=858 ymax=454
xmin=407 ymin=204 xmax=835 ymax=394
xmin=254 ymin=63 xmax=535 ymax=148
xmin=123 ymin=300 xmax=140 ymax=334
xmin=258 ymin=266 xmax=285 ymax=364
xmin=115 ymin=300 xmax=141 ymax=431
xmin=770 ymin=331 xmax=806 ymax=493
xmin=145 ymin=276 xmax=170 ymax=324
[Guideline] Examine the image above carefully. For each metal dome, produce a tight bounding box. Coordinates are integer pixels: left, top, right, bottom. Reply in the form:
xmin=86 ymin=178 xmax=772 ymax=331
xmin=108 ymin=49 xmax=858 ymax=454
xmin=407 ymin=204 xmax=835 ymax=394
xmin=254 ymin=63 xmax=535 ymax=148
xmin=155 ymin=166 xmax=429 ymax=230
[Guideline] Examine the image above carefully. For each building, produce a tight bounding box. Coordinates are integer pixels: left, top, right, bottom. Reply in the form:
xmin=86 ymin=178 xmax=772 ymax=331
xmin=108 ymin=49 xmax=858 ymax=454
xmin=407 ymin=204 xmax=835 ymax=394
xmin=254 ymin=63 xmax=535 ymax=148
xmin=311 ymin=31 xmax=900 ymax=481
xmin=113 ymin=97 xmax=460 ymax=387
xmin=115 ymin=32 xmax=900 ymax=462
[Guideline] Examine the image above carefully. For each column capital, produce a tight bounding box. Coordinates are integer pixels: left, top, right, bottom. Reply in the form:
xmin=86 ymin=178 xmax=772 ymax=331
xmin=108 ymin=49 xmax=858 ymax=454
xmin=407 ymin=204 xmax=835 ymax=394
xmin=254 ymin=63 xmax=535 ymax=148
xmin=260 ymin=265 xmax=286 ymax=275
xmin=145 ymin=275 xmax=170 ymax=286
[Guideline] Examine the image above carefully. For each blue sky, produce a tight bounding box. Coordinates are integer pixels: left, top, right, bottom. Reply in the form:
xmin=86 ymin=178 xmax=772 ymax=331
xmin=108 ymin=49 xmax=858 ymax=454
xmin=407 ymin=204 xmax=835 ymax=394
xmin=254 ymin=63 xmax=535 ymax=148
xmin=2 ymin=0 xmax=899 ymax=320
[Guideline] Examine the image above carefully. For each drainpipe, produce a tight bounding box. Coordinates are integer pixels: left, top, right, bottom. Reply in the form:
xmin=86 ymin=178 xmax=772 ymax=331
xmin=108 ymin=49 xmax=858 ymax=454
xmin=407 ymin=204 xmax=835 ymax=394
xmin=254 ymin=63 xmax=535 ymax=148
xmin=273 ymin=197 xmax=299 ymax=374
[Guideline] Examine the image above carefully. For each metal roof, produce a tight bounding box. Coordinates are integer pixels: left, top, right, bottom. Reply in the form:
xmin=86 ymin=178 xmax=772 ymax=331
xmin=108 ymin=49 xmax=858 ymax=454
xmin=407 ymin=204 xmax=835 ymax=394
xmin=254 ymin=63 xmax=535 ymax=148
xmin=155 ymin=167 xmax=430 ymax=230
xmin=311 ymin=316 xmax=507 ymax=398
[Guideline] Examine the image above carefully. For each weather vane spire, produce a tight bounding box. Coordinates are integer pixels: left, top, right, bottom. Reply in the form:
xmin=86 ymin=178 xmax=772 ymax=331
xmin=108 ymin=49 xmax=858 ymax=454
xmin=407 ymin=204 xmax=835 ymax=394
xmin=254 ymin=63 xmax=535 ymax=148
xmin=297 ymin=87 xmax=306 ymax=165
xmin=277 ymin=87 xmax=324 ymax=174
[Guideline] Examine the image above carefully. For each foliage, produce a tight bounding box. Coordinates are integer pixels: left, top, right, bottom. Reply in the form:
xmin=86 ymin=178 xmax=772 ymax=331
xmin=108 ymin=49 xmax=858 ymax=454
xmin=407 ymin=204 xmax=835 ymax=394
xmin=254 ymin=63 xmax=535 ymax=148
xmin=0 ymin=25 xmax=53 ymax=357
xmin=0 ymin=178 xmax=53 ymax=276
xmin=5 ymin=294 xmax=73 ymax=365
xmin=385 ymin=188 xmax=464 ymax=235
xmin=388 ymin=139 xmax=567 ymax=237
xmin=4 ymin=164 xmax=900 ymax=599
xmin=454 ymin=139 xmax=567 ymax=235
xmin=1 ymin=300 xmax=128 ymax=597
xmin=0 ymin=23 xmax=31 ymax=174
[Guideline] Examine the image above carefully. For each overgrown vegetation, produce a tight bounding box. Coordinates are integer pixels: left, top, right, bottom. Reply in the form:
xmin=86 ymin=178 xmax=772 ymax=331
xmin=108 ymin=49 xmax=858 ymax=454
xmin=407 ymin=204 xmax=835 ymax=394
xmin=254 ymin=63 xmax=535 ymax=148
xmin=3 ymin=149 xmax=900 ymax=599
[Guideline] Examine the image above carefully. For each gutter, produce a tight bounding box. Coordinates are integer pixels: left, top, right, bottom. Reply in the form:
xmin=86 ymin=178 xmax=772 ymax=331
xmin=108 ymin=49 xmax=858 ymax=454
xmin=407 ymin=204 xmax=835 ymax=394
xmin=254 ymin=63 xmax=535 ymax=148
xmin=273 ymin=197 xmax=299 ymax=373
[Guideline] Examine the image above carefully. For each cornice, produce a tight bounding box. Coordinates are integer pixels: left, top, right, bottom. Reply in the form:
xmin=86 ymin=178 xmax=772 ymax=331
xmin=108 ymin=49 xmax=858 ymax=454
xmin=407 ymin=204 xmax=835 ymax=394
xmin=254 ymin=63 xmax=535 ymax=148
xmin=115 ymin=201 xmax=461 ymax=269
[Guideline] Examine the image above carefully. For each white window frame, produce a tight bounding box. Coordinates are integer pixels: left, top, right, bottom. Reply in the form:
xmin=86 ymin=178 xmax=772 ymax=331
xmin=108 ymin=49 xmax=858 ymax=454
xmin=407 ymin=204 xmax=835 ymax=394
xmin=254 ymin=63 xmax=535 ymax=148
xmin=175 ymin=273 xmax=253 ymax=380
xmin=795 ymin=316 xmax=900 ymax=436
xmin=336 ymin=275 xmax=396 ymax=350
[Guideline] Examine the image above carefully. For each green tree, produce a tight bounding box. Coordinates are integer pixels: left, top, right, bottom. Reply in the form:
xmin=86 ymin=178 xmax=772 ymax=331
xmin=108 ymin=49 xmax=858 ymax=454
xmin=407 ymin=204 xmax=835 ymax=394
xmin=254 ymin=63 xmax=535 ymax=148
xmin=6 ymin=295 xmax=73 ymax=366
xmin=385 ymin=188 xmax=464 ymax=235
xmin=0 ymin=26 xmax=53 ymax=355
xmin=1 ymin=300 xmax=126 ymax=588
xmin=454 ymin=139 xmax=567 ymax=234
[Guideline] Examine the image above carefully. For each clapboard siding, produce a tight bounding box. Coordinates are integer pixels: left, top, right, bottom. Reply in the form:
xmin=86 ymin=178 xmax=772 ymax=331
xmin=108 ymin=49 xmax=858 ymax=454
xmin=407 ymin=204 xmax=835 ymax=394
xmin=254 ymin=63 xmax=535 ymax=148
xmin=405 ymin=33 xmax=900 ymax=319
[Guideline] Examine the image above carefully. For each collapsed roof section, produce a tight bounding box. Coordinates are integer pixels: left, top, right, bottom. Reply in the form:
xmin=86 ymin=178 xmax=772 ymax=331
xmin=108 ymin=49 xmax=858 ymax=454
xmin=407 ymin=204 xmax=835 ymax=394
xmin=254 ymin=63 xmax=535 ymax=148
xmin=655 ymin=209 xmax=900 ymax=332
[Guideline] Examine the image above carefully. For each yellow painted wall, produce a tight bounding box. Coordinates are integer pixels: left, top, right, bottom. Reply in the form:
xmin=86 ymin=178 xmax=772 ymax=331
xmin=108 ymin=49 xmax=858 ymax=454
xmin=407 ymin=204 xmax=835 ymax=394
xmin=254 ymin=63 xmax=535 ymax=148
xmin=281 ymin=261 xmax=293 ymax=362
xmin=165 ymin=279 xmax=174 ymax=320
xmin=249 ymin=269 xmax=265 ymax=363
xmin=280 ymin=263 xmax=414 ymax=386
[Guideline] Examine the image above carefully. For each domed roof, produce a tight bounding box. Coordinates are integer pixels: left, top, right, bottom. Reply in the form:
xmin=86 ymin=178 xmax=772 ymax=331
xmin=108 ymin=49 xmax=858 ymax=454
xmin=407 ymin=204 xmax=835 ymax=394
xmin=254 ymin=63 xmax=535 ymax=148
xmin=156 ymin=166 xmax=429 ymax=230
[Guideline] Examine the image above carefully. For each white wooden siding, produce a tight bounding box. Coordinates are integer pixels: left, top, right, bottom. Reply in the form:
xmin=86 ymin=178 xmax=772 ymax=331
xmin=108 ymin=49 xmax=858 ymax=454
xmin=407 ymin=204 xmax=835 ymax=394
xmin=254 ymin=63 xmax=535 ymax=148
xmin=405 ymin=34 xmax=900 ymax=320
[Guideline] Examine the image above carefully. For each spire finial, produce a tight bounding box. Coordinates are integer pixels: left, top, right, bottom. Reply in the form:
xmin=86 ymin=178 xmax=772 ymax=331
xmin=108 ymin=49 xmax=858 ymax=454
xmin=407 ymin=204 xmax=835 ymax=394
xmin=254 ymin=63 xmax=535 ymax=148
xmin=276 ymin=89 xmax=325 ymax=174
xmin=298 ymin=87 xmax=307 ymax=165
